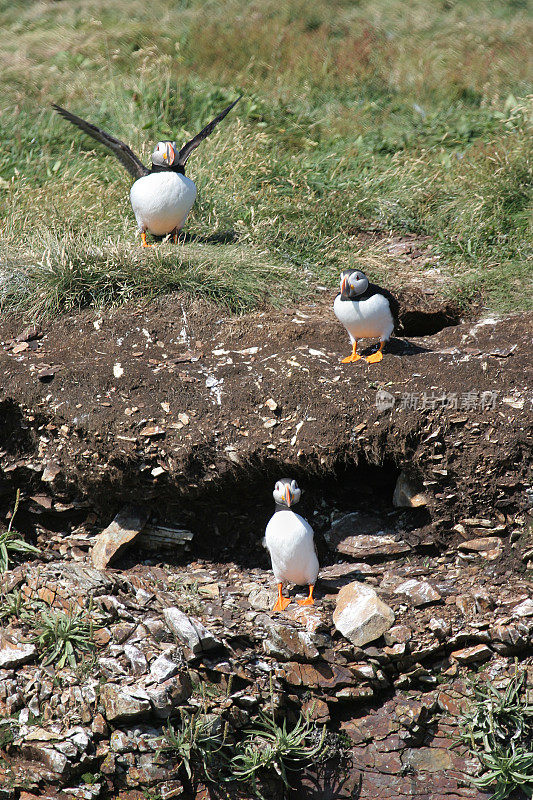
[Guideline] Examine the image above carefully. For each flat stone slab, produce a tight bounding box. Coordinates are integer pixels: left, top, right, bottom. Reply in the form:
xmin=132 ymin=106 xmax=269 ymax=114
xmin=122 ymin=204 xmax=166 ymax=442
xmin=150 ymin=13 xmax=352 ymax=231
xmin=0 ymin=633 xmax=36 ymax=669
xmin=327 ymin=514 xmax=411 ymax=560
xmin=91 ymin=506 xmax=148 ymax=569
xmin=394 ymin=579 xmax=442 ymax=607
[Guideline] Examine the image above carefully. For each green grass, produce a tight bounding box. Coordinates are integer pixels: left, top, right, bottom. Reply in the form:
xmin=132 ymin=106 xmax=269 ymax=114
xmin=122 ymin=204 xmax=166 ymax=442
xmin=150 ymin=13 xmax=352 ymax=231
xmin=1 ymin=0 xmax=531 ymax=317
xmin=457 ymin=665 xmax=533 ymax=799
xmin=0 ymin=490 xmax=40 ymax=573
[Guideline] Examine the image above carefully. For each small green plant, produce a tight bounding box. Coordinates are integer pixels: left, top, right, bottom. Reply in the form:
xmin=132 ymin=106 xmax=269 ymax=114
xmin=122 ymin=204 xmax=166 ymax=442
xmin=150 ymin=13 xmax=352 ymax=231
xmin=0 ymin=720 xmax=15 ymax=750
xmin=457 ymin=665 xmax=533 ymax=799
xmin=81 ymin=772 xmax=101 ymax=786
xmin=159 ymin=711 xmax=228 ymax=783
xmin=169 ymin=577 xmax=204 ymax=616
xmin=230 ymin=711 xmax=327 ymax=797
xmin=31 ymin=606 xmax=99 ymax=668
xmin=0 ymin=590 xmax=26 ymax=621
xmin=0 ymin=490 xmax=40 ymax=573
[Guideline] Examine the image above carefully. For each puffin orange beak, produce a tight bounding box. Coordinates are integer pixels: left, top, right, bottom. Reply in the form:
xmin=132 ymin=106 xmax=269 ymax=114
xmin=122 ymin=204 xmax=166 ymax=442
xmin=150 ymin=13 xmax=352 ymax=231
xmin=285 ymin=486 xmax=292 ymax=507
xmin=166 ymin=143 xmax=175 ymax=165
xmin=341 ymin=276 xmax=348 ymax=295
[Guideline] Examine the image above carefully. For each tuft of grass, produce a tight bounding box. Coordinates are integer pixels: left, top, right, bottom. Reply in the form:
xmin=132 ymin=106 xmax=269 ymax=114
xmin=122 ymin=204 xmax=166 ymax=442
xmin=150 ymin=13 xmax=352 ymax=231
xmin=457 ymin=665 xmax=533 ymax=799
xmin=0 ymin=589 xmax=26 ymax=622
xmin=159 ymin=711 xmax=228 ymax=783
xmin=31 ymin=606 xmax=99 ymax=669
xmin=0 ymin=490 xmax=40 ymax=573
xmin=0 ymin=719 xmax=16 ymax=750
xmin=0 ymin=225 xmax=294 ymax=318
xmin=230 ymin=711 xmax=326 ymax=797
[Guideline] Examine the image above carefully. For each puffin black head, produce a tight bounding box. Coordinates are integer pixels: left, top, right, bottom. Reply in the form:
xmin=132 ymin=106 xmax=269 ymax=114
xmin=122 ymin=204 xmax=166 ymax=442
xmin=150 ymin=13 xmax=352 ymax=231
xmin=273 ymin=478 xmax=301 ymax=509
xmin=151 ymin=141 xmax=185 ymax=173
xmin=340 ymin=269 xmax=369 ymax=299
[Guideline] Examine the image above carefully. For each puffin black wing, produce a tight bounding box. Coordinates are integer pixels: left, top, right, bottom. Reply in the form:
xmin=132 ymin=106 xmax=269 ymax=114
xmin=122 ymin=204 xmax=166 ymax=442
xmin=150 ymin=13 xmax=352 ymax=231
xmin=52 ymin=104 xmax=149 ymax=180
xmin=176 ymin=97 xmax=241 ymax=168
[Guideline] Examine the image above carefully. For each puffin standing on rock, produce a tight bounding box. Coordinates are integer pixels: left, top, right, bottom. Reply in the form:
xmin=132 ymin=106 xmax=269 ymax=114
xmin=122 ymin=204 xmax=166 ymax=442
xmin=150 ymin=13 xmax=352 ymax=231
xmin=264 ymin=479 xmax=319 ymax=612
xmin=333 ymin=269 xmax=400 ymax=363
xmin=52 ymin=97 xmax=241 ymax=246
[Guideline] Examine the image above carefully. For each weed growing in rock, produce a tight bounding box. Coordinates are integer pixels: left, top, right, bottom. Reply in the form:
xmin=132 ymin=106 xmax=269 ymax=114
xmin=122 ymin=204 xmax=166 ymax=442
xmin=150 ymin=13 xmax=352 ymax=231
xmin=457 ymin=665 xmax=533 ymax=799
xmin=0 ymin=490 xmax=40 ymax=573
xmin=0 ymin=719 xmax=15 ymax=749
xmin=159 ymin=711 xmax=228 ymax=783
xmin=0 ymin=590 xmax=27 ymax=622
xmin=31 ymin=606 xmax=99 ymax=668
xmin=170 ymin=577 xmax=204 ymax=617
xmin=230 ymin=711 xmax=327 ymax=797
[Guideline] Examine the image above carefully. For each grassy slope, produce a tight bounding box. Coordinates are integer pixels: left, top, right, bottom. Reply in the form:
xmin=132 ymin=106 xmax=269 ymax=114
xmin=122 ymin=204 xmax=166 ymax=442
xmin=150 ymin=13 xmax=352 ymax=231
xmin=0 ymin=0 xmax=531 ymax=317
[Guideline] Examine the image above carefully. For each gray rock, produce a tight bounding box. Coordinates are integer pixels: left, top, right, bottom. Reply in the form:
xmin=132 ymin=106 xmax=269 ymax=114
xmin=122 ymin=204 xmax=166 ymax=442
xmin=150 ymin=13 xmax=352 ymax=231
xmin=320 ymin=562 xmax=377 ymax=590
xmin=41 ymin=461 xmax=61 ymax=483
xmin=146 ymin=673 xmax=192 ymax=719
xmin=163 ymin=607 xmax=220 ymax=654
xmin=458 ymin=537 xmax=503 ymax=552
xmin=512 ymin=598 xmax=533 ymax=617
xmin=150 ymin=653 xmax=179 ymax=683
xmin=333 ymin=582 xmax=395 ymax=646
xmin=55 ymin=739 xmax=78 ymax=758
xmin=124 ymin=644 xmax=148 ymax=676
xmin=144 ymin=617 xmax=171 ymax=642
xmin=19 ymin=743 xmax=70 ymax=776
xmin=0 ymin=633 xmax=36 ymax=669
xmin=258 ymin=616 xmax=320 ymax=661
xmin=69 ymin=728 xmax=90 ymax=753
xmin=327 ymin=513 xmax=410 ymax=560
xmin=451 ymin=644 xmax=493 ymax=664
xmin=402 ymin=747 xmax=453 ymax=773
xmin=101 ymin=684 xmax=151 ymax=723
xmin=247 ymin=584 xmax=277 ymax=611
xmin=91 ymin=506 xmax=148 ymax=569
xmin=394 ymin=579 xmax=442 ymax=607
xmin=59 ymin=562 xmax=113 ymax=592
xmin=325 ymin=511 xmax=411 ymax=559
xmin=110 ymin=730 xmax=135 ymax=753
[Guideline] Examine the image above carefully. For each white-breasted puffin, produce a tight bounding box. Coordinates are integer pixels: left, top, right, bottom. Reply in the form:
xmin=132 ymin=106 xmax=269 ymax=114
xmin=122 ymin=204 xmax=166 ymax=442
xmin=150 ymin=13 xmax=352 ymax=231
xmin=333 ymin=269 xmax=400 ymax=364
xmin=52 ymin=98 xmax=241 ymax=246
xmin=264 ymin=478 xmax=319 ymax=612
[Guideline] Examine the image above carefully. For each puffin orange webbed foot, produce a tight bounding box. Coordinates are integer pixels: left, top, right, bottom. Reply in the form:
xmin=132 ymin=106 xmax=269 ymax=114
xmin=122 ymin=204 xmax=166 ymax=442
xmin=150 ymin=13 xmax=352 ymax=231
xmin=272 ymin=596 xmax=291 ymax=612
xmin=341 ymin=342 xmax=360 ymax=363
xmin=365 ymin=343 xmax=384 ymax=364
xmin=140 ymin=232 xmax=153 ymax=248
xmin=297 ymin=585 xmax=315 ymax=606
xmin=272 ymin=583 xmax=291 ymax=612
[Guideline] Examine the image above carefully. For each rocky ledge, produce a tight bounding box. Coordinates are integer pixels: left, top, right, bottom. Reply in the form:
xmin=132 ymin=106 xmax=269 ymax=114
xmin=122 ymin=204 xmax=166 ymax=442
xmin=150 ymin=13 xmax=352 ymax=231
xmin=0 ymin=297 xmax=532 ymax=799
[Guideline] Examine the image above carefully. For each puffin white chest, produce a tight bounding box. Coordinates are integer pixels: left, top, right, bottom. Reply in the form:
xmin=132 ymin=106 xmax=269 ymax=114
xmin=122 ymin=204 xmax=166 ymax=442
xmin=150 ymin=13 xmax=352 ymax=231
xmin=265 ymin=510 xmax=319 ymax=586
xmin=129 ymin=172 xmax=197 ymax=236
xmin=334 ymin=292 xmax=394 ymax=341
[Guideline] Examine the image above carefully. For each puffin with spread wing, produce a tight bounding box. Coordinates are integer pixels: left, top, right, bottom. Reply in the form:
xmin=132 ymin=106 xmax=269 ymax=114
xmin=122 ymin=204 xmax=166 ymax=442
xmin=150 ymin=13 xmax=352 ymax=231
xmin=52 ymin=98 xmax=241 ymax=246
